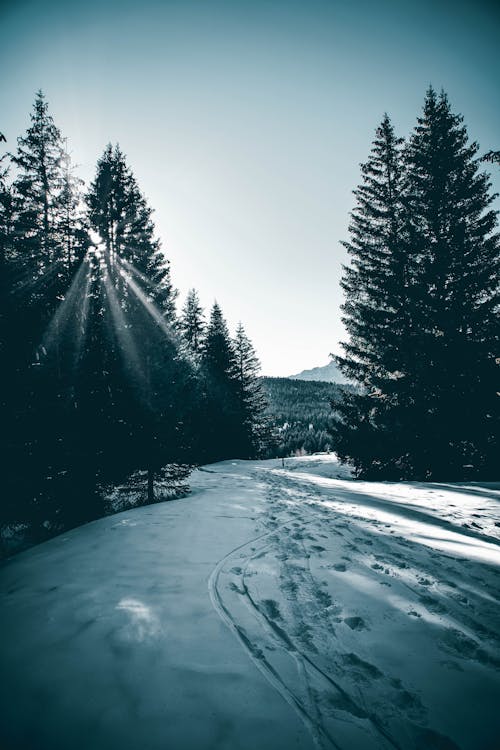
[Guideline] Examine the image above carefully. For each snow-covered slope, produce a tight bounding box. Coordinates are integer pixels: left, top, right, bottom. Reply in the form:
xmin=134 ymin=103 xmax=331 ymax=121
xmin=1 ymin=456 xmax=499 ymax=750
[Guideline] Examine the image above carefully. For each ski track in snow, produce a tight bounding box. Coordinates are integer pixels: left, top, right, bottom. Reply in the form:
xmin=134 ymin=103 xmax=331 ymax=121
xmin=1 ymin=455 xmax=499 ymax=750
xmin=208 ymin=459 xmax=500 ymax=750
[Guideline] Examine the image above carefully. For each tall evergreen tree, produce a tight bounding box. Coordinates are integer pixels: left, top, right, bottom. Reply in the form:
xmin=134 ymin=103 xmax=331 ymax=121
xmin=334 ymin=114 xmax=410 ymax=478
xmin=233 ymin=323 xmax=270 ymax=457
xmin=82 ymin=144 xmax=187 ymax=504
xmin=2 ymin=93 xmax=90 ymax=530
xmin=87 ymin=144 xmax=176 ymax=319
xmin=10 ymin=91 xmax=66 ymax=307
xmin=200 ymin=302 xmax=240 ymax=461
xmin=335 ymin=91 xmax=499 ymax=480
xmin=179 ymin=288 xmax=205 ymax=360
xmin=401 ymin=89 xmax=499 ymax=478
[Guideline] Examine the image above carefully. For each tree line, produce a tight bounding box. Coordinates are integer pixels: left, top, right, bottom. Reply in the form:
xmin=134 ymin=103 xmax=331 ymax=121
xmin=0 ymin=92 xmax=270 ymax=540
xmin=261 ymin=377 xmax=343 ymax=457
xmin=334 ymin=88 xmax=499 ymax=480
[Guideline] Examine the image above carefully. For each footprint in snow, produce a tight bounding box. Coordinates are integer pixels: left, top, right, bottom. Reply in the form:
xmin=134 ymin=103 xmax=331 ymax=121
xmin=316 ymin=589 xmax=333 ymax=608
xmin=332 ymin=562 xmax=347 ymax=572
xmin=340 ymin=652 xmax=382 ymax=680
xmin=344 ymin=616 xmax=367 ymax=631
xmin=440 ymin=628 xmax=499 ymax=668
xmin=449 ymin=592 xmax=469 ymax=606
xmin=261 ymin=598 xmax=283 ymax=621
xmin=419 ymin=594 xmax=447 ymax=614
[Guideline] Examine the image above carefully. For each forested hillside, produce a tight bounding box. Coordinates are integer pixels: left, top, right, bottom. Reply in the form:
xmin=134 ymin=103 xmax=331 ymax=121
xmin=261 ymin=377 xmax=344 ymax=457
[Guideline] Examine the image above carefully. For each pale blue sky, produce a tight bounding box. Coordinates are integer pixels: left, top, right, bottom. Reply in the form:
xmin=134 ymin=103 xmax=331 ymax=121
xmin=1 ymin=0 xmax=499 ymax=375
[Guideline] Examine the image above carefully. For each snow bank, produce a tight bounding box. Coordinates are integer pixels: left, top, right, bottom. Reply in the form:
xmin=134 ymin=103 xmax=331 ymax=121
xmin=1 ymin=456 xmax=499 ymax=750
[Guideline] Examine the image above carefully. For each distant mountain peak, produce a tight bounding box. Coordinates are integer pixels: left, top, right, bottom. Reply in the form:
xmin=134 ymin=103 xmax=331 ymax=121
xmin=289 ymin=360 xmax=348 ymax=384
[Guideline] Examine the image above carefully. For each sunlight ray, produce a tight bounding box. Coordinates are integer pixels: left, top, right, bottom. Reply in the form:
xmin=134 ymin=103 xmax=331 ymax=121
xmin=71 ymin=267 xmax=93 ymax=370
xmin=39 ymin=257 xmax=91 ymax=362
xmin=119 ymin=256 xmax=160 ymax=293
xmin=101 ymin=268 xmax=147 ymax=385
xmin=116 ymin=264 xmax=178 ymax=344
xmin=13 ymin=258 xmax=65 ymax=297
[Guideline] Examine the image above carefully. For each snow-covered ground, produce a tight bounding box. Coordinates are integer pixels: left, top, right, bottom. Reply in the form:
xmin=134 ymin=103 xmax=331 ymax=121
xmin=1 ymin=455 xmax=499 ymax=750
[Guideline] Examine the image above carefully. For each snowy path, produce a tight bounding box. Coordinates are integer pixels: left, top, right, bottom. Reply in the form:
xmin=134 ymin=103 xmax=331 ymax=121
xmin=1 ymin=457 xmax=500 ymax=750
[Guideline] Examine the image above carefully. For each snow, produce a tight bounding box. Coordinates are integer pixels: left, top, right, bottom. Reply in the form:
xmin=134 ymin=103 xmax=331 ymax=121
xmin=1 ymin=456 xmax=499 ymax=750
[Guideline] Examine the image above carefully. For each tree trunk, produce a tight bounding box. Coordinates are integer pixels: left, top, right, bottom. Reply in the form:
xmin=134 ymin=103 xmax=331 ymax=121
xmin=147 ymin=467 xmax=155 ymax=504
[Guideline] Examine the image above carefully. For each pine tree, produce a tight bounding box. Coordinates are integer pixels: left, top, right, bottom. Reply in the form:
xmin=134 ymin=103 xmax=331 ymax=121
xmin=86 ymin=144 xmax=176 ymax=319
xmin=82 ymin=144 xmax=187 ymax=504
xmin=200 ymin=302 xmax=240 ymax=461
xmin=10 ymin=91 xmax=65 ymax=310
xmin=400 ymin=89 xmax=499 ymax=478
xmin=335 ymin=91 xmax=499 ymax=480
xmin=334 ymin=114 xmax=410 ymax=478
xmin=2 ymin=94 xmax=90 ymax=530
xmin=233 ymin=323 xmax=270 ymax=457
xmin=179 ymin=288 xmax=205 ymax=360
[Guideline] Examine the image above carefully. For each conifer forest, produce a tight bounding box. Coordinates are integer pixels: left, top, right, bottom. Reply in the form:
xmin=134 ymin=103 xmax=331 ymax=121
xmin=1 ymin=93 xmax=272 ymax=542
xmin=1 ymin=89 xmax=497 ymax=545
xmin=1 ymin=3 xmax=499 ymax=746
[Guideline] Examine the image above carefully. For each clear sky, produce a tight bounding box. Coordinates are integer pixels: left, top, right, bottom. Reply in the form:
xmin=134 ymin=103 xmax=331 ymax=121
xmin=1 ymin=0 xmax=499 ymax=375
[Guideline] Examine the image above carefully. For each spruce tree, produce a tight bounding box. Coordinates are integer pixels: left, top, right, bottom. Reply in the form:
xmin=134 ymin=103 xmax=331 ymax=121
xmin=87 ymin=144 xmax=176 ymax=319
xmin=200 ymin=302 xmax=240 ymax=461
xmin=334 ymin=114 xmax=410 ymax=478
xmin=10 ymin=91 xmax=65 ymax=311
xmin=401 ymin=89 xmax=499 ymax=478
xmin=83 ymin=144 xmax=187 ymax=503
xmin=179 ymin=288 xmax=205 ymax=360
xmin=3 ymin=94 xmax=90 ymax=529
xmin=335 ymin=91 xmax=499 ymax=480
xmin=233 ymin=323 xmax=270 ymax=457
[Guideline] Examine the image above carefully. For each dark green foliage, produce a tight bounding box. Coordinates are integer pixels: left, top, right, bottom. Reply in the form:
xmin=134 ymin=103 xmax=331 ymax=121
xmin=481 ymin=150 xmax=500 ymax=167
xmin=87 ymin=144 xmax=176 ymax=320
xmin=1 ymin=93 xmax=273 ymax=546
xmin=199 ymin=302 xmax=240 ymax=462
xmin=334 ymin=112 xmax=411 ymax=478
xmin=73 ymin=143 xmax=189 ymax=506
xmin=335 ymin=90 xmax=499 ymax=480
xmin=2 ymin=93 xmax=91 ymax=530
xmin=233 ymin=323 xmax=271 ymax=457
xmin=179 ymin=288 xmax=205 ymax=360
xmin=262 ymin=377 xmax=344 ymax=457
